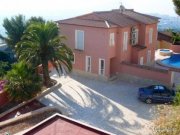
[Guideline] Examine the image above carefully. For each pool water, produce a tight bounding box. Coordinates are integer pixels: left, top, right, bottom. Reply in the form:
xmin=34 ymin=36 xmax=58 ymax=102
xmin=160 ymin=49 xmax=171 ymax=52
xmin=161 ymin=54 xmax=180 ymax=68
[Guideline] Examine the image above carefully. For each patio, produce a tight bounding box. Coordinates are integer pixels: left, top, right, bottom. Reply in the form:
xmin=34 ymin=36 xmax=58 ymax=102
xmin=39 ymin=70 xmax=156 ymax=135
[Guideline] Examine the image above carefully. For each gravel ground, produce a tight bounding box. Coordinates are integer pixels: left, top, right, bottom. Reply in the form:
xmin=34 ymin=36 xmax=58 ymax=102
xmin=39 ymin=70 xmax=157 ymax=135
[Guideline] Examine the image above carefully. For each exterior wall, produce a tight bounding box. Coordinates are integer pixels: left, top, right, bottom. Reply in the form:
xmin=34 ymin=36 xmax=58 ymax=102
xmin=112 ymin=63 xmax=172 ymax=85
xmin=0 ymin=91 xmax=9 ymax=106
xmin=170 ymin=44 xmax=180 ymax=53
xmin=60 ymin=24 xmax=111 ymax=77
xmin=59 ymin=22 xmax=158 ymax=79
xmin=157 ymin=40 xmax=171 ymax=49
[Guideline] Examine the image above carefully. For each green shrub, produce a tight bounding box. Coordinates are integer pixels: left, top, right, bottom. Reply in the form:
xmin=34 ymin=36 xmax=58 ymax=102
xmin=5 ymin=61 xmax=41 ymax=102
xmin=174 ymin=91 xmax=180 ymax=106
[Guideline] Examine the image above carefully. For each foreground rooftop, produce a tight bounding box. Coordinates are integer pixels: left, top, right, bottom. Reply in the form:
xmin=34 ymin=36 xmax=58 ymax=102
xmin=19 ymin=113 xmax=112 ymax=135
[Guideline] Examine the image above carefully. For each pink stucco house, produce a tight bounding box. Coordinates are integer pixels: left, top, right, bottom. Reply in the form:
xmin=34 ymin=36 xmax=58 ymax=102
xmin=58 ymin=7 xmax=159 ymax=79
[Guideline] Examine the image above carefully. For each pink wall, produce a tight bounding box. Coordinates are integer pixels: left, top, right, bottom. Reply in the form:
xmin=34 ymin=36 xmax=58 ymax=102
xmin=118 ymin=63 xmax=171 ymax=85
xmin=60 ymin=24 xmax=111 ymax=77
xmin=170 ymin=44 xmax=180 ymax=53
xmin=0 ymin=91 xmax=9 ymax=106
xmin=60 ymin=22 xmax=158 ymax=79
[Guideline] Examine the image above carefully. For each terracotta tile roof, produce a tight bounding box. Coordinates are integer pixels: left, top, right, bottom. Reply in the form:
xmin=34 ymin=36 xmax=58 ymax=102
xmin=121 ymin=10 xmax=159 ymax=24
xmin=21 ymin=113 xmax=113 ymax=135
xmin=60 ymin=18 xmax=117 ymax=28
xmin=58 ymin=9 xmax=159 ymax=28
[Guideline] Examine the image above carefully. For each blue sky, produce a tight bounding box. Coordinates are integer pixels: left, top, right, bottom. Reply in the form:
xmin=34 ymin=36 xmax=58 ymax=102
xmin=0 ymin=0 xmax=177 ymax=21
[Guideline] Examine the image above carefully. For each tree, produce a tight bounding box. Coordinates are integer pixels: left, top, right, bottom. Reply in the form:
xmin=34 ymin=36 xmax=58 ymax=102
xmin=0 ymin=15 xmax=26 ymax=50
xmin=16 ymin=21 xmax=73 ymax=87
xmin=0 ymin=61 xmax=8 ymax=77
xmin=27 ymin=16 xmax=45 ymax=25
xmin=173 ymin=0 xmax=180 ymax=16
xmin=5 ymin=61 xmax=41 ymax=102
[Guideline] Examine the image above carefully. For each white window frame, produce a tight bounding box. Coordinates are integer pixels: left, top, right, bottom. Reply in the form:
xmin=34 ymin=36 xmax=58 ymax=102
xmin=135 ymin=29 xmax=138 ymax=44
xmin=72 ymin=53 xmax=75 ymax=64
xmin=99 ymin=59 xmax=105 ymax=76
xmin=109 ymin=33 xmax=115 ymax=46
xmin=75 ymin=30 xmax=84 ymax=50
xmin=139 ymin=57 xmax=144 ymax=65
xmin=147 ymin=50 xmax=151 ymax=64
xmin=123 ymin=32 xmax=128 ymax=51
xmin=85 ymin=56 xmax=91 ymax=72
xmin=149 ymin=28 xmax=153 ymax=44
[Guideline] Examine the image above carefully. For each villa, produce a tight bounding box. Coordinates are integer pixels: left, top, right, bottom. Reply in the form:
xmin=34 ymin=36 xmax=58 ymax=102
xmin=58 ymin=6 xmax=159 ymax=79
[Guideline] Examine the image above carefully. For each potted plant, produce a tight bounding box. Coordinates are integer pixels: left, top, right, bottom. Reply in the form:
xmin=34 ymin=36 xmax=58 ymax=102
xmin=172 ymin=31 xmax=180 ymax=45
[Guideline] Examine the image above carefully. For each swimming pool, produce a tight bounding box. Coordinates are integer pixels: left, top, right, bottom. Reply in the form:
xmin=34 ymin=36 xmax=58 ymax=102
xmin=159 ymin=49 xmax=172 ymax=56
xmin=160 ymin=54 xmax=180 ymax=69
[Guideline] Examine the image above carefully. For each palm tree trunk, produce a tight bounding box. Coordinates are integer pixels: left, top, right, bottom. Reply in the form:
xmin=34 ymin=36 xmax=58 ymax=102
xmin=42 ymin=60 xmax=50 ymax=87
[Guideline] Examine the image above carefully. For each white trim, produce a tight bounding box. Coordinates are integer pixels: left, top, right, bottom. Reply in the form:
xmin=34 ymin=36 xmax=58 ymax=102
xmin=135 ymin=29 xmax=138 ymax=44
xmin=147 ymin=50 xmax=151 ymax=64
xmin=123 ymin=32 xmax=128 ymax=51
xmin=85 ymin=56 xmax=91 ymax=72
xmin=109 ymin=33 xmax=115 ymax=46
xmin=149 ymin=28 xmax=153 ymax=44
xmin=139 ymin=57 xmax=144 ymax=65
xmin=75 ymin=30 xmax=84 ymax=50
xmin=99 ymin=58 xmax=105 ymax=76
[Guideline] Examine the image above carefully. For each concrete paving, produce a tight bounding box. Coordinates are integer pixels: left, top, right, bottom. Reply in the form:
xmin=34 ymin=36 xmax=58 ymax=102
xmin=39 ymin=70 xmax=156 ymax=135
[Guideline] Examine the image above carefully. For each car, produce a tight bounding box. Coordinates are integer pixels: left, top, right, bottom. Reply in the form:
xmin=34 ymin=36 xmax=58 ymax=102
xmin=138 ymin=85 xmax=176 ymax=104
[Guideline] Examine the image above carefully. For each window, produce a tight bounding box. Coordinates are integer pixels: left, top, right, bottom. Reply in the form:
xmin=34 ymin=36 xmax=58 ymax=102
xmin=85 ymin=56 xmax=91 ymax=72
xmin=139 ymin=57 xmax=144 ymax=65
xmin=149 ymin=28 xmax=153 ymax=44
xmin=147 ymin=50 xmax=151 ymax=64
xmin=109 ymin=33 xmax=115 ymax=46
xmin=123 ymin=32 xmax=128 ymax=51
xmin=135 ymin=29 xmax=139 ymax=44
xmin=131 ymin=29 xmax=138 ymax=45
xmin=75 ymin=30 xmax=84 ymax=50
xmin=99 ymin=59 xmax=105 ymax=75
xmin=72 ymin=53 xmax=75 ymax=64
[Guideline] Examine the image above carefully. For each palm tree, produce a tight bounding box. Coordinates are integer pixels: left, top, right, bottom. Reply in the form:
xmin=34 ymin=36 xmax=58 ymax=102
xmin=173 ymin=0 xmax=180 ymax=16
xmin=16 ymin=21 xmax=73 ymax=87
xmin=0 ymin=15 xmax=26 ymax=50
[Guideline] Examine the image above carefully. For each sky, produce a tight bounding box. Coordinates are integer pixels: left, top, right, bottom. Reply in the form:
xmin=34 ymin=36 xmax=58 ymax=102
xmin=0 ymin=0 xmax=177 ymax=21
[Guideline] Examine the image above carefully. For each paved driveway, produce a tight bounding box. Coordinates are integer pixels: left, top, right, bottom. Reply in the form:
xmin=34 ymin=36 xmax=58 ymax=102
xmin=39 ymin=70 xmax=156 ymax=135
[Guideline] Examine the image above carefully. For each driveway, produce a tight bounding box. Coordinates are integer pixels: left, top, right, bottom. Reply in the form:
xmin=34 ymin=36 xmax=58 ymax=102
xmin=39 ymin=70 xmax=156 ymax=135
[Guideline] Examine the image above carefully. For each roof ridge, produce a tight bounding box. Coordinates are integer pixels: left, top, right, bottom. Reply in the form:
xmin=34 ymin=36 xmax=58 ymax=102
xmin=93 ymin=12 xmax=123 ymax=27
xmin=110 ymin=10 xmax=141 ymax=25
xmin=131 ymin=10 xmax=160 ymax=20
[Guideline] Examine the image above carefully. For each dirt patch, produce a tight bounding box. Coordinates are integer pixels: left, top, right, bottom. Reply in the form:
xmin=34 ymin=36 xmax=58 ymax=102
xmin=0 ymin=100 xmax=45 ymax=122
xmin=0 ymin=110 xmax=58 ymax=135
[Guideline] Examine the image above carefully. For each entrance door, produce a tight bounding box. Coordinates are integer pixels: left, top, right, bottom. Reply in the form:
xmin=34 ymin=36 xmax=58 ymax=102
xmin=140 ymin=57 xmax=144 ymax=65
xmin=85 ymin=56 xmax=91 ymax=72
xmin=99 ymin=59 xmax=105 ymax=75
xmin=147 ymin=50 xmax=151 ymax=64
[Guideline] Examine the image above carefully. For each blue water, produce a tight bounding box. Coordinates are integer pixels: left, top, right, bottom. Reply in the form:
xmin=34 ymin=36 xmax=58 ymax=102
xmin=161 ymin=54 xmax=180 ymax=68
xmin=160 ymin=49 xmax=171 ymax=52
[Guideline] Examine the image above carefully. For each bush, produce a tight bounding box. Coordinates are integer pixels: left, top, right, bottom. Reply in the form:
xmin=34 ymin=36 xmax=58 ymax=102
xmin=174 ymin=92 xmax=180 ymax=105
xmin=0 ymin=61 xmax=9 ymax=77
xmin=174 ymin=86 xmax=180 ymax=106
xmin=5 ymin=61 xmax=41 ymax=102
xmin=154 ymin=105 xmax=180 ymax=135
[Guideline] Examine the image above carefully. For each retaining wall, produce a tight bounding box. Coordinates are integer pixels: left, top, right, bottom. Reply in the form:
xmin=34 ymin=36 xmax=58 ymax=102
xmin=115 ymin=62 xmax=172 ymax=85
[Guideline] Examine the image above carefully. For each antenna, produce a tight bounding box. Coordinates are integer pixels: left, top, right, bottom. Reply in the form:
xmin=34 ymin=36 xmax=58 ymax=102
xmin=119 ymin=2 xmax=125 ymax=13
